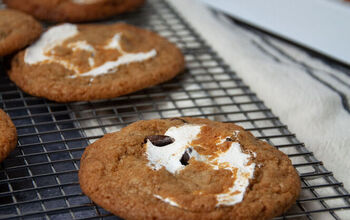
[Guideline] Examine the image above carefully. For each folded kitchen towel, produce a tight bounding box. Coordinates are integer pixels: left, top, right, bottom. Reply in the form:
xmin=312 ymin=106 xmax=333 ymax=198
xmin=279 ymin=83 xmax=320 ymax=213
xmin=167 ymin=0 xmax=350 ymax=192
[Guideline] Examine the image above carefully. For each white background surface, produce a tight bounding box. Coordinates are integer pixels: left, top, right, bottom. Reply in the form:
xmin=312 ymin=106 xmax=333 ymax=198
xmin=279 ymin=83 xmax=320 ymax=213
xmin=200 ymin=0 xmax=350 ymax=65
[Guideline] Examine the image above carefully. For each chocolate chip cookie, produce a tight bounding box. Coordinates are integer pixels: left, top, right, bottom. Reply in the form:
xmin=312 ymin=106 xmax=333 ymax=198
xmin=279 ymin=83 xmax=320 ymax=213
xmin=0 ymin=109 xmax=17 ymax=162
xmin=79 ymin=117 xmax=300 ymax=220
xmin=3 ymin=0 xmax=145 ymax=22
xmin=8 ymin=23 xmax=185 ymax=102
xmin=0 ymin=9 xmax=42 ymax=57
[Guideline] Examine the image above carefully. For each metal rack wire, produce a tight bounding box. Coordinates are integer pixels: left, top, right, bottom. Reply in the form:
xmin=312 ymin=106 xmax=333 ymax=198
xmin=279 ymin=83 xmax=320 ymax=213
xmin=0 ymin=0 xmax=350 ymax=219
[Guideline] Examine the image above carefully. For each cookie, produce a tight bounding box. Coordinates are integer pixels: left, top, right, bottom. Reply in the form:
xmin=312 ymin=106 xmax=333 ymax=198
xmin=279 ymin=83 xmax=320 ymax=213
xmin=0 ymin=109 xmax=17 ymax=162
xmin=0 ymin=9 xmax=42 ymax=57
xmin=79 ymin=117 xmax=300 ymax=220
xmin=8 ymin=23 xmax=185 ymax=102
xmin=3 ymin=0 xmax=145 ymax=22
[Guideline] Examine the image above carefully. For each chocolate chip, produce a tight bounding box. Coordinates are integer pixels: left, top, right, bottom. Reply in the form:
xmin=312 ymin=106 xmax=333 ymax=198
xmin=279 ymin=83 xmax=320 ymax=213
xmin=170 ymin=117 xmax=188 ymax=123
xmin=226 ymin=137 xmax=233 ymax=142
xmin=145 ymin=135 xmax=175 ymax=147
xmin=180 ymin=151 xmax=190 ymax=166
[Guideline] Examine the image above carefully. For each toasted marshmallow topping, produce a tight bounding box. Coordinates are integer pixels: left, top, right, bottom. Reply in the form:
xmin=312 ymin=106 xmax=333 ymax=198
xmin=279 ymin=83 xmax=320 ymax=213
xmin=25 ymin=23 xmax=78 ymax=65
xmin=24 ymin=23 xmax=157 ymax=78
xmin=146 ymin=124 xmax=202 ymax=174
xmin=75 ymin=49 xmax=157 ymax=78
xmin=145 ymin=124 xmax=256 ymax=207
xmin=67 ymin=40 xmax=95 ymax=53
xmin=213 ymin=142 xmax=255 ymax=206
xmin=154 ymin=195 xmax=180 ymax=207
xmin=104 ymin=34 xmax=124 ymax=51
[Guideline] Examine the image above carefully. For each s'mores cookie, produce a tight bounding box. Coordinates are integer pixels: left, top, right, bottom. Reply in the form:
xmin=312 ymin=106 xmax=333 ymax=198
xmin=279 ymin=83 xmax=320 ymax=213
xmin=8 ymin=23 xmax=184 ymax=102
xmin=3 ymin=0 xmax=145 ymax=22
xmin=79 ymin=117 xmax=300 ymax=220
xmin=0 ymin=9 xmax=42 ymax=57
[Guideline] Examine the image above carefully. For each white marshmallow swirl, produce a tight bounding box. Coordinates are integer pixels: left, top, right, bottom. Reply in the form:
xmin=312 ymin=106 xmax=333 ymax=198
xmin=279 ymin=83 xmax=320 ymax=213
xmin=146 ymin=124 xmax=202 ymax=174
xmin=24 ymin=23 xmax=157 ymax=78
xmin=154 ymin=194 xmax=180 ymax=207
xmin=212 ymin=142 xmax=255 ymax=206
xmin=145 ymin=125 xmax=256 ymax=207
xmin=24 ymin=23 xmax=78 ymax=68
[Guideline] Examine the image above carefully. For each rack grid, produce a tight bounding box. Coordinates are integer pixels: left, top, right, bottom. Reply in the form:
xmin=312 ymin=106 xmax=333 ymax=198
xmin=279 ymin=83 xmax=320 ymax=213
xmin=1 ymin=0 xmax=350 ymax=219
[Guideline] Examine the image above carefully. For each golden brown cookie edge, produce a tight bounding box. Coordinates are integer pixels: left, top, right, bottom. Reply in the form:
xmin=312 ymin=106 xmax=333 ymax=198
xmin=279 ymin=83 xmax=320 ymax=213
xmin=0 ymin=109 xmax=17 ymax=162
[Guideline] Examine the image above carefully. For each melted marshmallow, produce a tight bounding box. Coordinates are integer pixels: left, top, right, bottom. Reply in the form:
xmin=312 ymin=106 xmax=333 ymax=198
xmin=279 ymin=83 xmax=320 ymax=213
xmin=24 ymin=24 xmax=157 ymax=78
xmin=146 ymin=124 xmax=202 ymax=174
xmin=104 ymin=34 xmax=124 ymax=51
xmin=72 ymin=33 xmax=156 ymax=77
xmin=25 ymin=23 xmax=78 ymax=65
xmin=73 ymin=49 xmax=157 ymax=78
xmin=68 ymin=41 xmax=95 ymax=67
xmin=67 ymin=41 xmax=95 ymax=53
xmin=146 ymin=125 xmax=255 ymax=207
xmin=212 ymin=141 xmax=255 ymax=206
xmin=154 ymin=195 xmax=180 ymax=207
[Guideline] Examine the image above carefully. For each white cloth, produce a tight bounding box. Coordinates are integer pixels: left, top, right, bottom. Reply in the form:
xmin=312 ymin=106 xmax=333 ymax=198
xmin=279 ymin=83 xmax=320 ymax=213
xmin=167 ymin=0 xmax=350 ymax=193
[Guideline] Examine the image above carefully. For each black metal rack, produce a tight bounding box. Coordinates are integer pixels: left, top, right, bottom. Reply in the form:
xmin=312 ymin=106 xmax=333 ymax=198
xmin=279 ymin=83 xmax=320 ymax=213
xmin=0 ymin=0 xmax=350 ymax=219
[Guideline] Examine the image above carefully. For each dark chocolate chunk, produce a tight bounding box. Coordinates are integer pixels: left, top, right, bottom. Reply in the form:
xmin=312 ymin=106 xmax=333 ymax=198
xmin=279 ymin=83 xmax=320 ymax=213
xmin=145 ymin=135 xmax=175 ymax=147
xmin=180 ymin=151 xmax=190 ymax=166
xmin=226 ymin=137 xmax=233 ymax=142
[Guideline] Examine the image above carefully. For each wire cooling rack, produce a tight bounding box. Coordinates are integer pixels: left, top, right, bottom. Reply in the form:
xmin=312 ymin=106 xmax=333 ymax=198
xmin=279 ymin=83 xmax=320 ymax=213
xmin=0 ymin=0 xmax=350 ymax=219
